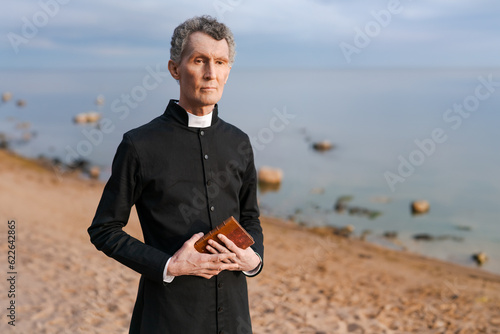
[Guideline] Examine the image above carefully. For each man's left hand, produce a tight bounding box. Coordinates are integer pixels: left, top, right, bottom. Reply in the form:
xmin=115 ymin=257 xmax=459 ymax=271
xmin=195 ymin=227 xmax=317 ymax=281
xmin=206 ymin=234 xmax=261 ymax=272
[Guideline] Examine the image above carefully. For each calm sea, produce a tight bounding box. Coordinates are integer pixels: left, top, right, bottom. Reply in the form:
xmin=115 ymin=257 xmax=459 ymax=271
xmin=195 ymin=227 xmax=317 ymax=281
xmin=1 ymin=68 xmax=499 ymax=273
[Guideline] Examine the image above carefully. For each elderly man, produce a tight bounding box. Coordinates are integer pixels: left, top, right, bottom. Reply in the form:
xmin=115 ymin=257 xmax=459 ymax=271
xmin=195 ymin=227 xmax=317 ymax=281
xmin=88 ymin=16 xmax=263 ymax=334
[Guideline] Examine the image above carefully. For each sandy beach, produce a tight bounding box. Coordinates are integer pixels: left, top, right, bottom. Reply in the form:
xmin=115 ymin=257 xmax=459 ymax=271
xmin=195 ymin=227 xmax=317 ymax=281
xmin=0 ymin=148 xmax=499 ymax=334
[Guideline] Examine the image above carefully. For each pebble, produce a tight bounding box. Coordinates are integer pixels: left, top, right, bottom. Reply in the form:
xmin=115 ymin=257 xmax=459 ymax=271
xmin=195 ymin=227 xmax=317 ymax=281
xmin=490 ymin=317 xmax=500 ymax=326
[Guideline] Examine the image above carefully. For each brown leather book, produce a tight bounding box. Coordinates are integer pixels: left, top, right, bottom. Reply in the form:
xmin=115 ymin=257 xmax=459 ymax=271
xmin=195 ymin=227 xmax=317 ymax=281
xmin=194 ymin=216 xmax=255 ymax=253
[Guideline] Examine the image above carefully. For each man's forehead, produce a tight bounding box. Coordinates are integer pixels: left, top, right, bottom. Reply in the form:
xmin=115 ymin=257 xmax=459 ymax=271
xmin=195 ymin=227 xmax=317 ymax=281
xmin=183 ymin=32 xmax=229 ymax=58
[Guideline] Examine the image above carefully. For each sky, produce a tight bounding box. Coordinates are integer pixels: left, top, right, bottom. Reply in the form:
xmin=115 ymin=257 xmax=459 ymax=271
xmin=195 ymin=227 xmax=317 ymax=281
xmin=1 ymin=0 xmax=500 ymax=70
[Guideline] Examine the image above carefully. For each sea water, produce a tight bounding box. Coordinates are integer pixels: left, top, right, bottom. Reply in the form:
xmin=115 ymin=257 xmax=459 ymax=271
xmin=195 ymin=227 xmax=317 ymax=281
xmin=1 ymin=67 xmax=499 ymax=273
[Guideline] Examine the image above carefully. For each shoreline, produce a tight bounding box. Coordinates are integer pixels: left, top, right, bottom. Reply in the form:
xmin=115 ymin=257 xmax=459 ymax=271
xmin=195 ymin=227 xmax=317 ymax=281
xmin=1 ymin=149 xmax=499 ymax=333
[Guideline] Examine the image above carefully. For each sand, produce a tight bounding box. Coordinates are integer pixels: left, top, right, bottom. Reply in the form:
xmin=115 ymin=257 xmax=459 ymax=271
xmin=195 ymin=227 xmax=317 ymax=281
xmin=0 ymin=149 xmax=499 ymax=333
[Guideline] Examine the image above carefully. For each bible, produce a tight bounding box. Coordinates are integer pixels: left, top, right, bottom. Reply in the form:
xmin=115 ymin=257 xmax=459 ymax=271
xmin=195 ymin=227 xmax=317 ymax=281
xmin=194 ymin=216 xmax=255 ymax=253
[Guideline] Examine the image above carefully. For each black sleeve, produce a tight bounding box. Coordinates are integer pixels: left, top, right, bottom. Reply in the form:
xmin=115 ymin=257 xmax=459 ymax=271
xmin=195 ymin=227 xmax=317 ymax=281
xmin=87 ymin=134 xmax=170 ymax=282
xmin=238 ymin=137 xmax=264 ymax=275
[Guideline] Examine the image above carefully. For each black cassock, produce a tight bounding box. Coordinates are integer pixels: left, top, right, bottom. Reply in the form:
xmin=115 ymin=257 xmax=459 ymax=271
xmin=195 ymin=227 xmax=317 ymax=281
xmin=88 ymin=100 xmax=264 ymax=334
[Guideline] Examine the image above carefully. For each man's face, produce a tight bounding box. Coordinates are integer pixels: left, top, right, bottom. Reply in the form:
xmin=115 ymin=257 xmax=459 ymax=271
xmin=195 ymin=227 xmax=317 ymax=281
xmin=169 ymin=31 xmax=231 ymax=114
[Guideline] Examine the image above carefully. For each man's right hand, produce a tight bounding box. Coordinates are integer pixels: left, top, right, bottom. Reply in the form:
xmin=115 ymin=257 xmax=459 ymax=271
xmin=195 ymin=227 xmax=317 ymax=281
xmin=167 ymin=232 xmax=239 ymax=279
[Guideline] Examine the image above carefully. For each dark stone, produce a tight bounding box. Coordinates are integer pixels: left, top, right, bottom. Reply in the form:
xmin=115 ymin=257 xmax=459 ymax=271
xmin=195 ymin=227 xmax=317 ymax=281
xmin=413 ymin=233 xmax=434 ymax=241
xmin=312 ymin=140 xmax=334 ymax=151
xmin=383 ymin=231 xmax=398 ymax=239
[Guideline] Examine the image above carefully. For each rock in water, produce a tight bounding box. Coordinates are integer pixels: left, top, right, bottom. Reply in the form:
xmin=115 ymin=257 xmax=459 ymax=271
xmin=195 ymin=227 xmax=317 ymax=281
xmin=258 ymin=166 xmax=283 ymax=185
xmin=73 ymin=111 xmax=102 ymax=124
xmin=411 ymin=200 xmax=430 ymax=215
xmin=86 ymin=111 xmax=101 ymax=123
xmin=413 ymin=233 xmax=434 ymax=241
xmin=472 ymin=252 xmax=488 ymax=265
xmin=383 ymin=231 xmax=398 ymax=239
xmin=309 ymin=187 xmax=325 ymax=195
xmin=95 ymin=94 xmax=105 ymax=106
xmin=2 ymin=92 xmax=12 ymax=103
xmin=16 ymin=99 xmax=26 ymax=107
xmin=88 ymin=166 xmax=100 ymax=179
xmin=74 ymin=113 xmax=88 ymax=124
xmin=312 ymin=140 xmax=334 ymax=151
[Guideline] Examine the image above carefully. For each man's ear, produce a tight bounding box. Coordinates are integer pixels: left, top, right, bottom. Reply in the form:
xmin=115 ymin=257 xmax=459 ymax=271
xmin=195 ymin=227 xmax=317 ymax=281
xmin=168 ymin=60 xmax=180 ymax=80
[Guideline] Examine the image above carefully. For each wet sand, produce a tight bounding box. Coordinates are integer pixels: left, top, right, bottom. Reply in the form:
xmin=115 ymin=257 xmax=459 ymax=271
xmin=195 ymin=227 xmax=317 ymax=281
xmin=0 ymin=149 xmax=499 ymax=333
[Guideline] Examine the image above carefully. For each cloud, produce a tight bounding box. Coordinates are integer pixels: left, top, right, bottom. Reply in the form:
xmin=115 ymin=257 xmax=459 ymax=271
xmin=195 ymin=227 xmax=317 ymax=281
xmin=2 ymin=0 xmax=500 ymax=69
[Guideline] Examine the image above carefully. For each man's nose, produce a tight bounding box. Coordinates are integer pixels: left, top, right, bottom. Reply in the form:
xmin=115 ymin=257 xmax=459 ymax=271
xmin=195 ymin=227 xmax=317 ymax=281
xmin=204 ymin=61 xmax=216 ymax=80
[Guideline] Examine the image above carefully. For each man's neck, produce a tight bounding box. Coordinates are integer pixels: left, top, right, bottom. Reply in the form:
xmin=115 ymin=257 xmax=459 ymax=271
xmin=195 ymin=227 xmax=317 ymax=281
xmin=177 ymin=100 xmax=215 ymax=116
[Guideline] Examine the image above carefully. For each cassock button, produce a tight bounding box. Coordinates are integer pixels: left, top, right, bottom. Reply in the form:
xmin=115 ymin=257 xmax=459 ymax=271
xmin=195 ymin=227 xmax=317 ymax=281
xmin=218 ymin=282 xmax=223 ymax=288
xmin=204 ymin=154 xmax=209 ymax=160
xmin=218 ymin=307 xmax=223 ymax=313
xmin=210 ymin=206 xmax=215 ymax=212
xmin=200 ymin=130 xmax=205 ymax=136
xmin=207 ymin=180 xmax=212 ymax=186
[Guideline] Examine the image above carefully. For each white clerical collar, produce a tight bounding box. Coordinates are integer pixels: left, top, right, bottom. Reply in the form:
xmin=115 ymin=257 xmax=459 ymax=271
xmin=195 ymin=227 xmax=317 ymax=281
xmin=186 ymin=111 xmax=213 ymax=128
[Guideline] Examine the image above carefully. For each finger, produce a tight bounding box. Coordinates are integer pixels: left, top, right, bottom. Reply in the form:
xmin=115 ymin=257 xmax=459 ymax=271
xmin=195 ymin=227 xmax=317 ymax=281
xmin=200 ymin=274 xmax=214 ymax=279
xmin=217 ymin=263 xmax=239 ymax=272
xmin=205 ymin=244 xmax=227 ymax=255
xmin=187 ymin=232 xmax=205 ymax=245
xmin=205 ymin=248 xmax=234 ymax=263
xmin=203 ymin=258 xmax=238 ymax=271
xmin=219 ymin=263 xmax=240 ymax=272
xmin=217 ymin=234 xmax=238 ymax=252
xmin=206 ymin=245 xmax=221 ymax=254
xmin=208 ymin=239 xmax=229 ymax=253
xmin=218 ymin=253 xmax=236 ymax=262
xmin=204 ymin=252 xmax=235 ymax=264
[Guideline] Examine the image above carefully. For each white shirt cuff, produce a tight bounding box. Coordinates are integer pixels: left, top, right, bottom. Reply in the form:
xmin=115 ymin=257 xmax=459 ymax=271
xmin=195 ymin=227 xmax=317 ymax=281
xmin=163 ymin=257 xmax=175 ymax=283
xmin=242 ymin=252 xmax=262 ymax=277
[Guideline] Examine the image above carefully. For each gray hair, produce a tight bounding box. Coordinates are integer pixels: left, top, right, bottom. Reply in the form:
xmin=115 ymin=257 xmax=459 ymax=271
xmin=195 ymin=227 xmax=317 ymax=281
xmin=170 ymin=15 xmax=236 ymax=65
